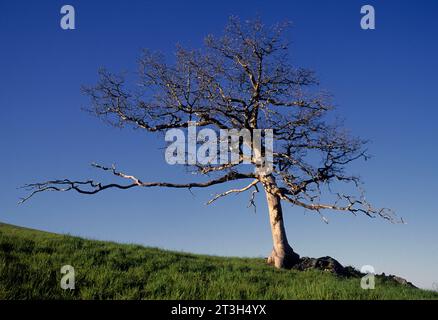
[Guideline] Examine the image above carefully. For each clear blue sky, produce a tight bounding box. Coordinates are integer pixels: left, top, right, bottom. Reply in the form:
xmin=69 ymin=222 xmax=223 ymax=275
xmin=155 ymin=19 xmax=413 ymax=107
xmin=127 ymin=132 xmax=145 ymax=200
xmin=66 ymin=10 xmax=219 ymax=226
xmin=1 ymin=0 xmax=437 ymax=289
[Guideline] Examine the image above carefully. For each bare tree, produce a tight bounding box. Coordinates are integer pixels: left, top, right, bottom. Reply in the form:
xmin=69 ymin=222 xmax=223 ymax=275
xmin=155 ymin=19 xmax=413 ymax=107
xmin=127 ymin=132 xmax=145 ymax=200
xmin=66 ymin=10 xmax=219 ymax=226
xmin=20 ymin=17 xmax=395 ymax=269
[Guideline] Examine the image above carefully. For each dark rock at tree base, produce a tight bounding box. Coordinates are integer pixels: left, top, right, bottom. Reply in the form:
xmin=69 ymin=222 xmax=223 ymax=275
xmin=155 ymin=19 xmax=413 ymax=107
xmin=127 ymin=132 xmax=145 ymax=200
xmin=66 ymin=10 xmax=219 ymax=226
xmin=294 ymin=256 xmax=354 ymax=277
xmin=290 ymin=256 xmax=417 ymax=288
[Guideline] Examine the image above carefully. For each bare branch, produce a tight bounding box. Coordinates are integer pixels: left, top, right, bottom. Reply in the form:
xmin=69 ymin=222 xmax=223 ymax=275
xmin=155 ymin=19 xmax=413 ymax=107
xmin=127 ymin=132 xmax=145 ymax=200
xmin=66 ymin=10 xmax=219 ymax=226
xmin=207 ymin=179 xmax=259 ymax=205
xmin=20 ymin=164 xmax=256 ymax=204
xmin=247 ymin=183 xmax=259 ymax=213
xmin=279 ymin=192 xmax=398 ymax=223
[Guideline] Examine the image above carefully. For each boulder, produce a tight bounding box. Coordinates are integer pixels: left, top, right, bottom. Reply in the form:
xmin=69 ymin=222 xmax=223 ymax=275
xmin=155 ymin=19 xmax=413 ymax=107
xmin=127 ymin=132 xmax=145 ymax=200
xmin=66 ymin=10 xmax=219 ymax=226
xmin=291 ymin=256 xmax=417 ymax=288
xmin=294 ymin=256 xmax=351 ymax=276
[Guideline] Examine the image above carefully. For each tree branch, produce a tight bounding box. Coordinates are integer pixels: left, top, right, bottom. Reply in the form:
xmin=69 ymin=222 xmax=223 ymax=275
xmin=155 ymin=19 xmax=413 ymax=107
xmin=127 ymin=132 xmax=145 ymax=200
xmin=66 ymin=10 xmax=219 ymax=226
xmin=19 ymin=164 xmax=257 ymax=204
xmin=206 ymin=179 xmax=259 ymax=205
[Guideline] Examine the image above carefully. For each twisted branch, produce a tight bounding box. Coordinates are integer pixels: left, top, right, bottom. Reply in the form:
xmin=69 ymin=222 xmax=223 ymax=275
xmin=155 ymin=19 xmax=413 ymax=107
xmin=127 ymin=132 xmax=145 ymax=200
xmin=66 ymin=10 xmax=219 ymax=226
xmin=19 ymin=163 xmax=256 ymax=204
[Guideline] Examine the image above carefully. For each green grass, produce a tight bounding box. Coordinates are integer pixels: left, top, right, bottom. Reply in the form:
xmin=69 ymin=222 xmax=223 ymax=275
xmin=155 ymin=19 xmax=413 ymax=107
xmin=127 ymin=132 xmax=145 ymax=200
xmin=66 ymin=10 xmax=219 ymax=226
xmin=1 ymin=222 xmax=437 ymax=300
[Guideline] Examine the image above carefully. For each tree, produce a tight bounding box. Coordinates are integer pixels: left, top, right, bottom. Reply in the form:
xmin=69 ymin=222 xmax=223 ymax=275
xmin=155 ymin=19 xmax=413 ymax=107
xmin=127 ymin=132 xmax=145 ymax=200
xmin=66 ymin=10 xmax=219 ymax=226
xmin=21 ymin=17 xmax=395 ymax=269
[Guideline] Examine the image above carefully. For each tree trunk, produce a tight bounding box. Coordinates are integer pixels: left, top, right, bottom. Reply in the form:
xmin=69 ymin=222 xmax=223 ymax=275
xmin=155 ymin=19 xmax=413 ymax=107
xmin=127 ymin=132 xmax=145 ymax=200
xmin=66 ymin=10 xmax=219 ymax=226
xmin=262 ymin=175 xmax=300 ymax=269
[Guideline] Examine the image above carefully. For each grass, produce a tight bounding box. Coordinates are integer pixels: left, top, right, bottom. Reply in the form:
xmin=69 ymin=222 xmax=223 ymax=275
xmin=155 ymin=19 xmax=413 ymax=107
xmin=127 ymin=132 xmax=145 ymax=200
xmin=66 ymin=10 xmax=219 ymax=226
xmin=1 ymin=222 xmax=437 ymax=300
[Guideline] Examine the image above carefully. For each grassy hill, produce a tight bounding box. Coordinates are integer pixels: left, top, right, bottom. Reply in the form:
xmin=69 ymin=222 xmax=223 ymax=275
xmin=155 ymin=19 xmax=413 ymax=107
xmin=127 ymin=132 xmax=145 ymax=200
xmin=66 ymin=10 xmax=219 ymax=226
xmin=1 ymin=222 xmax=437 ymax=300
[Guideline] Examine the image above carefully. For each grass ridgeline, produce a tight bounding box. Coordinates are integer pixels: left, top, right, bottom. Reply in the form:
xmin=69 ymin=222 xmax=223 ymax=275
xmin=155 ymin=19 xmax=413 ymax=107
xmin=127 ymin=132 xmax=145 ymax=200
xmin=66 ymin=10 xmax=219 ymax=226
xmin=0 ymin=222 xmax=437 ymax=300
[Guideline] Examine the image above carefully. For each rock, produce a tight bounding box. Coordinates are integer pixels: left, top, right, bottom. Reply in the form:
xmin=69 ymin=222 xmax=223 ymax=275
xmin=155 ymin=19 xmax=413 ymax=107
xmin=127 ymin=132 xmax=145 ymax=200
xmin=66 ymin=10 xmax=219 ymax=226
xmin=291 ymin=256 xmax=416 ymax=288
xmin=294 ymin=256 xmax=352 ymax=277
xmin=343 ymin=265 xmax=363 ymax=278
xmin=378 ymin=274 xmax=417 ymax=288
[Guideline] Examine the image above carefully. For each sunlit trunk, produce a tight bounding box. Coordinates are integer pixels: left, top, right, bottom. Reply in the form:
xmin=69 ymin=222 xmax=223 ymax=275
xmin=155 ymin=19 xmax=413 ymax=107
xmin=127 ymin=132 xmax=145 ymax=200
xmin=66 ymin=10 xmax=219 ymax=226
xmin=262 ymin=175 xmax=300 ymax=268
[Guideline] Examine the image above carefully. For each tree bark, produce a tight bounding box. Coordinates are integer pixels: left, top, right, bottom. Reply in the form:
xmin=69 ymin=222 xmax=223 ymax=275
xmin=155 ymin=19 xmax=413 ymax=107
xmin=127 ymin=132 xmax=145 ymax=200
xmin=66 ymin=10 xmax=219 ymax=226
xmin=262 ymin=175 xmax=300 ymax=269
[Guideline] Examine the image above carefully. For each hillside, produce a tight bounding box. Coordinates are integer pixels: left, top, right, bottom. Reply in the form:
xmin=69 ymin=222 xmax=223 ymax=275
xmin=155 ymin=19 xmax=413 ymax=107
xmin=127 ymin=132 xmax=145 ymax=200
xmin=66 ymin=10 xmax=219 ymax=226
xmin=0 ymin=222 xmax=437 ymax=300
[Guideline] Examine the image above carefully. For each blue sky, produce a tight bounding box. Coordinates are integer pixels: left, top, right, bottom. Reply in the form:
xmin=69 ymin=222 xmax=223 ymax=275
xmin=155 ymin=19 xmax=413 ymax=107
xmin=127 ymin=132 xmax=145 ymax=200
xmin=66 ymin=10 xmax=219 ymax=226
xmin=1 ymin=0 xmax=437 ymax=289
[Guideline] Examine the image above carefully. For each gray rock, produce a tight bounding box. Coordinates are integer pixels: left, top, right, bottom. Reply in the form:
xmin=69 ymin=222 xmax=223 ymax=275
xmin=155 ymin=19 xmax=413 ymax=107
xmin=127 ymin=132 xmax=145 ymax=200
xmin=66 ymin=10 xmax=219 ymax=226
xmin=291 ymin=255 xmax=417 ymax=288
xmin=294 ymin=256 xmax=351 ymax=276
xmin=378 ymin=274 xmax=417 ymax=288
